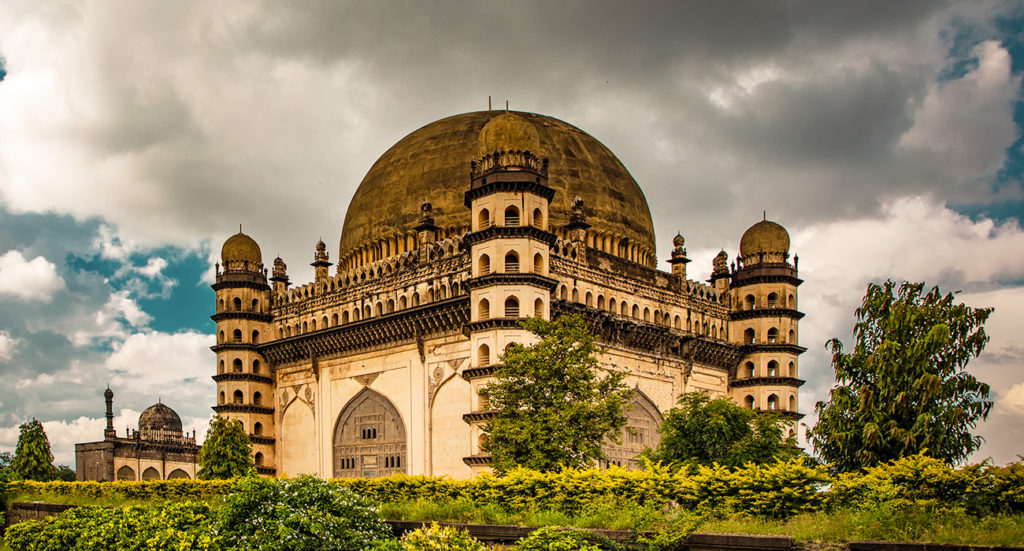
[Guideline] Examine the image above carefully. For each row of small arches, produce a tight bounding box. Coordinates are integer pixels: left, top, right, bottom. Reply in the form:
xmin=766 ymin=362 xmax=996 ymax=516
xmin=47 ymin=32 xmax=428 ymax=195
xmin=218 ymin=389 xmax=266 ymax=411
xmin=744 ymin=393 xmax=797 ymax=412
xmin=477 ymin=205 xmax=544 ymax=229
xmin=477 ymin=342 xmax=519 ymax=366
xmin=742 ymin=328 xmax=796 ymax=345
xmin=217 ymin=358 xmax=262 ymax=374
xmin=581 ymin=229 xmax=655 ymax=267
xmin=478 ymin=251 xmax=544 ymax=275
xmin=116 ymin=466 xmax=191 ymax=481
xmin=741 ymin=359 xmax=798 ymax=379
xmin=339 ymin=226 xmax=468 ymax=272
xmin=217 ymin=296 xmax=262 ymax=313
xmin=478 ymin=297 xmax=543 ymax=320
xmin=218 ymin=329 xmax=261 ymax=345
xmin=557 ymin=285 xmax=727 ymax=338
xmin=742 ymin=292 xmax=796 ymax=310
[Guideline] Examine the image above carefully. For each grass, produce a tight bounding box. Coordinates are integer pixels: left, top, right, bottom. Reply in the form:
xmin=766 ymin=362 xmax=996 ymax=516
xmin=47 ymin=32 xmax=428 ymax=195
xmin=380 ymin=498 xmax=1024 ymax=547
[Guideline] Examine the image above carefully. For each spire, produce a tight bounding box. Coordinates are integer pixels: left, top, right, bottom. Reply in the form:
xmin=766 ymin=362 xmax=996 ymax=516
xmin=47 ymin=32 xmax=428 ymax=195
xmin=104 ymin=386 xmax=115 ymax=438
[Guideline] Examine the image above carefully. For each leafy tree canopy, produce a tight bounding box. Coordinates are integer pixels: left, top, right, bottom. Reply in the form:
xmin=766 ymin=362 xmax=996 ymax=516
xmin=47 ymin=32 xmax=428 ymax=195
xmin=196 ymin=415 xmax=255 ymax=480
xmin=482 ymin=315 xmax=632 ymax=472
xmin=646 ymin=392 xmax=797 ymax=469
xmin=809 ymin=280 xmax=993 ymax=472
xmin=11 ymin=418 xmax=57 ymax=481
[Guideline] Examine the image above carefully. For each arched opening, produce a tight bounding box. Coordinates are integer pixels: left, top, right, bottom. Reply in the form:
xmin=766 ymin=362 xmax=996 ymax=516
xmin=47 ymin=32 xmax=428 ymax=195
xmin=674 ymin=315 xmax=681 ymax=329
xmin=479 ymin=299 xmax=490 ymax=320
xmin=789 ymin=329 xmax=796 ymax=343
xmin=788 ymin=293 xmax=796 ymax=308
xmin=632 ymin=304 xmax=640 ymax=319
xmin=767 ymin=360 xmax=778 ymax=377
xmin=218 ymin=360 xmax=225 ymax=373
xmin=386 ymin=299 xmax=395 ymax=313
xmin=218 ymin=299 xmax=224 ymax=312
xmin=253 ymin=391 xmax=262 ymax=406
xmin=253 ymin=422 xmax=263 ymax=436
xmin=767 ymin=394 xmax=779 ymax=410
xmin=142 ymin=467 xmax=161 ymax=481
xmin=767 ymin=328 xmax=779 ymax=343
xmin=572 ymin=288 xmax=579 ymax=302
xmin=504 ymin=296 xmax=520 ymax=317
xmin=322 ymin=315 xmax=328 ymax=328
xmin=219 ymin=391 xmax=225 ymax=405
xmin=251 ymin=299 xmax=259 ymax=313
xmin=643 ymin=307 xmax=651 ymax=322
xmin=412 ymin=292 xmax=420 ymax=306
xmin=332 ymin=313 xmax=339 ymax=326
xmin=252 ymin=359 xmax=260 ymax=373
xmin=116 ymin=466 xmax=136 ymax=481
xmin=233 ymin=390 xmax=243 ymax=404
xmin=426 ymin=288 xmax=434 ymax=302
xmin=333 ymin=388 xmax=407 ymax=477
xmin=342 ymin=311 xmax=350 ymax=324
xmin=744 ymin=294 xmax=755 ymax=310
xmin=744 ymin=328 xmax=755 ymax=344
xmin=251 ymin=330 xmax=259 ymax=344
xmin=363 ymin=305 xmax=371 ymax=318
xmin=478 ymin=208 xmax=490 ymax=229
xmin=302 ymin=321 xmax=308 ymax=333
xmin=745 ymin=395 xmax=755 ymax=409
xmin=254 ymin=452 xmax=264 ymax=466
xmin=744 ymin=361 xmax=755 ymax=378
xmin=767 ymin=292 xmax=779 ymax=308
xmin=789 ymin=361 xmax=797 ymax=378
xmin=478 ymin=254 xmax=490 ymax=275
xmin=621 ymin=302 xmax=628 ymax=316
xmin=789 ymin=395 xmax=797 ymax=411
xmin=533 ymin=253 xmax=543 ymax=274
xmin=618 ymin=237 xmax=630 ymax=257
xmin=232 ymin=297 xmax=242 ymax=311
xmin=609 ymin=298 xmax=617 ymax=312
xmin=232 ymin=329 xmax=242 ymax=343
xmin=478 ymin=343 xmax=490 ymax=365
xmin=597 ymin=295 xmax=606 ymax=310
xmin=603 ymin=390 xmax=663 ymax=470
xmin=233 ymin=359 xmax=242 ymax=373
xmin=399 ymin=296 xmax=407 ymax=309
xmin=560 ymin=286 xmax=568 ymax=300
xmin=711 ymin=325 xmax=717 ymax=338
xmin=167 ymin=468 xmax=190 ymax=479
xmin=532 ymin=208 xmax=543 ymax=228
xmin=218 ymin=331 xmax=224 ymax=344
xmin=311 ymin=319 xmax=317 ymax=331
xmin=504 ymin=251 xmax=519 ymax=272
xmin=534 ymin=298 xmax=544 ymax=317
xmin=504 ymin=205 xmax=520 ymax=226
xmin=374 ymin=302 xmax=383 ymax=316
xmin=585 ymin=291 xmax=593 ymax=307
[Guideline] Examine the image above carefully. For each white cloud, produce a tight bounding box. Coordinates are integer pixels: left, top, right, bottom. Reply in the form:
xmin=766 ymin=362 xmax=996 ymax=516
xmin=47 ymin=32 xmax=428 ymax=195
xmin=0 ymin=250 xmax=65 ymax=301
xmin=107 ymin=330 xmax=211 ymax=388
xmin=1003 ymin=383 xmax=1024 ymax=417
xmin=136 ymin=257 xmax=168 ymax=278
xmin=0 ymin=330 xmax=19 ymax=360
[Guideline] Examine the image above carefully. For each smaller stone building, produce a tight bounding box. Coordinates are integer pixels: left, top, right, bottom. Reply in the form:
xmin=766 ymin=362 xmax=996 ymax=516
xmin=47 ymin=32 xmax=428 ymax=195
xmin=75 ymin=388 xmax=200 ymax=481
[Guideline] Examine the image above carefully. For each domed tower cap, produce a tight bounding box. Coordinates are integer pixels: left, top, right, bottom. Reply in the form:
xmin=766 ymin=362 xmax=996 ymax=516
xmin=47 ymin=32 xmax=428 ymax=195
xmin=740 ymin=219 xmax=790 ymax=258
xmin=478 ymin=112 xmax=541 ymax=156
xmin=221 ymin=229 xmax=262 ymax=266
xmin=138 ymin=402 xmax=183 ymax=434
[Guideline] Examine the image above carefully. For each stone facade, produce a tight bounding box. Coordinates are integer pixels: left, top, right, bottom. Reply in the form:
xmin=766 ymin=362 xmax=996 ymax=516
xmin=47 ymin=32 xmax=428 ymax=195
xmin=75 ymin=389 xmax=199 ymax=481
xmin=212 ymin=110 xmax=805 ymax=478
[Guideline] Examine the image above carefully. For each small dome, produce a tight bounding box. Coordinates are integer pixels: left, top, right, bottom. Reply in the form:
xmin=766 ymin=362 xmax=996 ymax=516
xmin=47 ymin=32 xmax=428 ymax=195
xmin=673 ymin=233 xmax=685 ymax=248
xmin=138 ymin=402 xmax=183 ymax=434
xmin=740 ymin=219 xmax=790 ymax=258
xmin=221 ymin=231 xmax=262 ymax=265
xmin=478 ymin=112 xmax=541 ymax=156
xmin=104 ymin=387 xmax=113 ymax=399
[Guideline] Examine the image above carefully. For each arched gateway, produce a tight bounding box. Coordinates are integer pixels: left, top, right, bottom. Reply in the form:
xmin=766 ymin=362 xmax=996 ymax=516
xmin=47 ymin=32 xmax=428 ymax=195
xmin=333 ymin=388 xmax=407 ymax=478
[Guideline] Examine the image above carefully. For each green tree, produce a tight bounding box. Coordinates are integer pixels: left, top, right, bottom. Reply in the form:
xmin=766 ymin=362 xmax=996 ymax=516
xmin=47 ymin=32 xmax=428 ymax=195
xmin=196 ymin=415 xmax=254 ymax=480
xmin=809 ymin=280 xmax=993 ymax=472
xmin=647 ymin=392 xmax=796 ymax=469
xmin=482 ymin=315 xmax=631 ymax=472
xmin=11 ymin=418 xmax=57 ymax=481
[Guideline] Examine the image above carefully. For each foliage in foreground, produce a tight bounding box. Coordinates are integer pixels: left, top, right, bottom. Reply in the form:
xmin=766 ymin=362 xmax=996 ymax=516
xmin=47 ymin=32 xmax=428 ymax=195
xmin=197 ymin=415 xmax=255 ymax=480
xmin=647 ymin=392 xmax=797 ymax=469
xmin=514 ymin=526 xmax=606 ymax=550
xmin=483 ymin=315 xmax=632 ymax=473
xmin=810 ymin=280 xmax=993 ymax=471
xmin=373 ymin=522 xmax=487 ymax=550
xmin=11 ymin=419 xmax=58 ymax=482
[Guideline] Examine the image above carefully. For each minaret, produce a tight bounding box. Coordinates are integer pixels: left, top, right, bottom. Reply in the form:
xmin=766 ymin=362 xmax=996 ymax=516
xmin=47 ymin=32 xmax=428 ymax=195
xmin=104 ymin=386 xmax=115 ymax=438
xmin=667 ymin=233 xmax=690 ymax=279
xmin=212 ymin=229 xmax=276 ymax=474
xmin=461 ymin=112 xmax=558 ymax=472
xmin=727 ymin=218 xmax=805 ymax=439
xmin=311 ymin=240 xmax=332 ymax=288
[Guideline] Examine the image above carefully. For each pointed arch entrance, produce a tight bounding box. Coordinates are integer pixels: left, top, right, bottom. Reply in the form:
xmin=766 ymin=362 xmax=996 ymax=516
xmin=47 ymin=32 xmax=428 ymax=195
xmin=333 ymin=388 xmax=407 ymax=478
xmin=602 ymin=390 xmax=662 ymax=470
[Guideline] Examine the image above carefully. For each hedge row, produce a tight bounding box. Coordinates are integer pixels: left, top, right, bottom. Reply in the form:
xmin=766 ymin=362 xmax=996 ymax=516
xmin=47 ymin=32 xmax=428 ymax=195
xmin=7 ymin=455 xmax=1024 ymax=519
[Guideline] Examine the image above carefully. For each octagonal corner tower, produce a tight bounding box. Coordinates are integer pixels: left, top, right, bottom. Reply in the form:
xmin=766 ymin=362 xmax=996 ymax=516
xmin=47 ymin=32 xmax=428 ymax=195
xmin=338 ymin=111 xmax=656 ymax=271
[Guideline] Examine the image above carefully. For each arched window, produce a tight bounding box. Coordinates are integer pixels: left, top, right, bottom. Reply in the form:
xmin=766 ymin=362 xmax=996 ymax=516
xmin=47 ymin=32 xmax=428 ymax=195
xmin=342 ymin=310 xmax=350 ymax=324
xmin=233 ymin=390 xmax=243 ymax=404
xmin=674 ymin=315 xmax=681 ymax=329
xmin=254 ymin=452 xmax=264 ymax=466
xmin=374 ymin=302 xmax=383 ymax=316
xmin=386 ymin=299 xmax=395 ymax=313
xmin=252 ymin=359 xmax=260 ymax=373
xmin=504 ymin=205 xmax=520 ymax=226
xmin=286 ymin=326 xmax=292 ymax=337
xmin=534 ymin=253 xmax=543 ymax=274
xmin=253 ymin=391 xmax=262 ymax=406
xmin=767 ymin=328 xmax=779 ymax=343
xmin=609 ymin=298 xmax=617 ymax=312
xmin=233 ymin=359 xmax=243 ymax=373
xmin=322 ymin=315 xmax=328 ymax=328
xmin=218 ymin=360 xmax=225 ymax=373
xmin=504 ymin=296 xmax=520 ymax=317
xmin=789 ymin=395 xmax=797 ymax=412
xmin=478 ymin=208 xmax=490 ymax=229
xmin=597 ymin=295 xmax=606 ymax=310
xmin=572 ymin=288 xmax=579 ymax=302
xmin=744 ymin=294 xmax=755 ymax=310
xmin=788 ymin=294 xmax=796 ymax=308
xmin=744 ymin=328 xmax=755 ymax=344
xmin=254 ymin=422 xmax=263 ymax=436
xmin=232 ymin=329 xmax=242 ymax=343
xmin=744 ymin=361 xmax=754 ymax=378
xmin=504 ymin=251 xmax=519 ymax=273
xmin=302 ymin=321 xmax=308 ymax=333
xmin=789 ymin=361 xmax=797 ymax=378
xmin=560 ymin=286 xmax=568 ymax=301
xmin=363 ymin=305 xmax=371 ymax=318
xmin=479 ymin=299 xmax=490 ymax=320
xmin=426 ymin=288 xmax=434 ymax=302
xmin=711 ymin=325 xmax=717 ymax=338
xmin=218 ymin=391 xmax=225 ymax=404
xmin=218 ymin=331 xmax=225 ymax=344
xmin=478 ymin=344 xmax=490 ymax=366
xmin=767 ymin=292 xmax=779 ymax=308
xmin=251 ymin=299 xmax=259 ymax=313
xmin=479 ymin=254 xmax=491 ymax=275
xmin=534 ymin=298 xmax=544 ymax=317
xmin=332 ymin=313 xmax=339 ymax=326
xmin=767 ymin=394 xmax=779 ymax=410
xmin=767 ymin=360 xmax=778 ymax=377
xmin=618 ymin=237 xmax=630 ymax=257
xmin=142 ymin=467 xmax=161 ymax=481
xmin=311 ymin=319 xmax=317 ymax=331
xmin=478 ymin=391 xmax=490 ymax=411
xmin=412 ymin=292 xmax=420 ymax=306
xmin=116 ymin=465 xmax=135 ymax=481
xmin=632 ymin=304 xmax=640 ymax=319
xmin=233 ymin=297 xmax=242 ymax=311
xmin=218 ymin=299 xmax=224 ymax=312
xmin=745 ymin=395 xmax=755 ymax=409
xmin=251 ymin=330 xmax=259 ymax=344
xmin=585 ymin=291 xmax=593 ymax=307
xmin=789 ymin=329 xmax=796 ymax=343
xmin=643 ymin=307 xmax=651 ymax=322
xmin=532 ymin=208 xmax=543 ymax=228
xmin=399 ymin=296 xmax=407 ymax=309
xmin=621 ymin=302 xmax=629 ymax=316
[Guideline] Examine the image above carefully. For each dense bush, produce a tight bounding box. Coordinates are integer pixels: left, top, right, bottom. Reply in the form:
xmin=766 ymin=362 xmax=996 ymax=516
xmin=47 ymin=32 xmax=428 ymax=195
xmin=373 ymin=522 xmax=487 ymax=550
xmin=6 ymin=477 xmax=239 ymax=502
xmin=514 ymin=526 xmax=605 ymax=550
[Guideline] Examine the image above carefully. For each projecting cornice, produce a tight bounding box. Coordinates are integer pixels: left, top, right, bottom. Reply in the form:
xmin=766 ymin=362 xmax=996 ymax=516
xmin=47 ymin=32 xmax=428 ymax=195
xmin=730 ymin=308 xmax=804 ymax=321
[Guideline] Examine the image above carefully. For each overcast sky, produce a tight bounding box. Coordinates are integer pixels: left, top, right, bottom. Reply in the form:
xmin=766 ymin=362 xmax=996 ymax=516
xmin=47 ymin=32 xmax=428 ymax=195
xmin=1 ymin=1 xmax=1023 ymax=467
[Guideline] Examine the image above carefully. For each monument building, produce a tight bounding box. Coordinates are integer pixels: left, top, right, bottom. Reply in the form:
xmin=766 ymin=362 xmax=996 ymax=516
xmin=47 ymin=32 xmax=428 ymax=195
xmin=75 ymin=388 xmax=199 ymax=481
xmin=212 ymin=110 xmax=805 ymax=478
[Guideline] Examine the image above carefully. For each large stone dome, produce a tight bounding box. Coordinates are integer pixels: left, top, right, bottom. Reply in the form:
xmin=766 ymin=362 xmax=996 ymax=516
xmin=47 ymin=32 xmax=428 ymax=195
xmin=221 ymin=231 xmax=262 ymax=266
xmin=740 ymin=219 xmax=790 ymax=258
xmin=338 ymin=111 xmax=656 ymax=270
xmin=138 ymin=402 xmax=183 ymax=435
